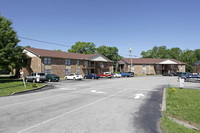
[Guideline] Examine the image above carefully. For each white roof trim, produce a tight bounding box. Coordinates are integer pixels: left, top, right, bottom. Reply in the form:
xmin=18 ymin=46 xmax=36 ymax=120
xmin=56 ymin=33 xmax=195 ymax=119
xmin=158 ymin=60 xmax=178 ymax=64
xmin=87 ymin=54 xmax=111 ymax=62
xmin=23 ymin=49 xmax=38 ymax=57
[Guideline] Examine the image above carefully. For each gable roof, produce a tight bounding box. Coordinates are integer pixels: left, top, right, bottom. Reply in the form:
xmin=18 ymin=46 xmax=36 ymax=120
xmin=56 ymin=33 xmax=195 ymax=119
xmin=118 ymin=58 xmax=185 ymax=65
xmin=24 ymin=47 xmax=112 ymax=62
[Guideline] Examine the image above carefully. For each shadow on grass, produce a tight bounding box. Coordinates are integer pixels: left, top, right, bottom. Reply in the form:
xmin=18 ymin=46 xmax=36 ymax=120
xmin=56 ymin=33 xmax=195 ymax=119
xmin=0 ymin=76 xmax=22 ymax=83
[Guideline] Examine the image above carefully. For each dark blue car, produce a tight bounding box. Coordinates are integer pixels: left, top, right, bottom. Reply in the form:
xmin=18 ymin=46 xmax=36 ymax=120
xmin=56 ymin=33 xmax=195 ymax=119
xmin=84 ymin=73 xmax=100 ymax=79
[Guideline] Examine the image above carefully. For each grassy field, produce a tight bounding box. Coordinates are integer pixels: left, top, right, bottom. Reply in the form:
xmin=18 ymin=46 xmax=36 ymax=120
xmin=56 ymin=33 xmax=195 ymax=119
xmin=161 ymin=88 xmax=200 ymax=133
xmin=0 ymin=77 xmax=45 ymax=96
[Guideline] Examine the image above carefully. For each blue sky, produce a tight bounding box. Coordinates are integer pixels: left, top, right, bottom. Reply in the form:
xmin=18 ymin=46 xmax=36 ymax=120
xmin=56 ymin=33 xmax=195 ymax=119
xmin=1 ymin=0 xmax=200 ymax=57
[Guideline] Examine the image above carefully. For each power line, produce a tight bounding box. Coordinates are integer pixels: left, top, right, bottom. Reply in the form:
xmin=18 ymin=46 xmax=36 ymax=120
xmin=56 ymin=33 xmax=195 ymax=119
xmin=18 ymin=36 xmax=71 ymax=47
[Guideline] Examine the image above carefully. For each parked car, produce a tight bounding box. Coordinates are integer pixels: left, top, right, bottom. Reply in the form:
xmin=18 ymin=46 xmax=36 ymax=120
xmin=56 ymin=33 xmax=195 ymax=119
xmin=46 ymin=74 xmax=60 ymax=82
xmin=112 ymin=73 xmax=121 ymax=78
xmin=163 ymin=73 xmax=174 ymax=76
xmin=84 ymin=73 xmax=100 ymax=79
xmin=127 ymin=72 xmax=134 ymax=77
xmin=65 ymin=73 xmax=83 ymax=80
xmin=98 ymin=72 xmax=112 ymax=78
xmin=181 ymin=73 xmax=200 ymax=82
xmin=120 ymin=72 xmax=132 ymax=77
xmin=25 ymin=72 xmax=46 ymax=82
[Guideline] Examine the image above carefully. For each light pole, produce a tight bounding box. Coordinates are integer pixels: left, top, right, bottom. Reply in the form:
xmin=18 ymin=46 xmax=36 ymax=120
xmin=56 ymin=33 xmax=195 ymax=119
xmin=129 ymin=44 xmax=132 ymax=72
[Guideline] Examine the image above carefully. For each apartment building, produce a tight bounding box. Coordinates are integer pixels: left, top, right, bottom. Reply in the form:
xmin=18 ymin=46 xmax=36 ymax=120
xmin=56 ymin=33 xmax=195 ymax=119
xmin=116 ymin=58 xmax=185 ymax=75
xmin=193 ymin=60 xmax=200 ymax=73
xmin=23 ymin=47 xmax=113 ymax=77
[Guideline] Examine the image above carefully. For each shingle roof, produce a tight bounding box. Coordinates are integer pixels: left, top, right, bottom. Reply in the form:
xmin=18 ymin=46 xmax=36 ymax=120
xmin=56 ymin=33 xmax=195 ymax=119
xmin=24 ymin=47 xmax=99 ymax=60
xmin=119 ymin=58 xmax=185 ymax=64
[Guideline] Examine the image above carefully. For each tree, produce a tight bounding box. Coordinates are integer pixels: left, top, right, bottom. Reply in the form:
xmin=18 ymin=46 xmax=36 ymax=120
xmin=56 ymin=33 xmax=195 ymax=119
xmin=194 ymin=49 xmax=200 ymax=60
xmin=97 ymin=45 xmax=121 ymax=65
xmin=180 ymin=49 xmax=197 ymax=72
xmin=168 ymin=47 xmax=182 ymax=60
xmin=68 ymin=42 xmax=96 ymax=54
xmin=0 ymin=15 xmax=27 ymax=77
xmin=141 ymin=46 xmax=169 ymax=58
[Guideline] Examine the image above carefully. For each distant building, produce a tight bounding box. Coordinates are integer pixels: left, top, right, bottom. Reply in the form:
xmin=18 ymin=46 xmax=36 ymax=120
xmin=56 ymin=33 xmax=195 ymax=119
xmin=116 ymin=58 xmax=185 ymax=75
xmin=23 ymin=47 xmax=113 ymax=77
xmin=193 ymin=60 xmax=200 ymax=73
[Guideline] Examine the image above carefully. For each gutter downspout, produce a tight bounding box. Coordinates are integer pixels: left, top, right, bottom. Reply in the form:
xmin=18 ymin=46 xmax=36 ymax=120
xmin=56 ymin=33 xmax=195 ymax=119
xmin=40 ymin=56 xmax=42 ymax=73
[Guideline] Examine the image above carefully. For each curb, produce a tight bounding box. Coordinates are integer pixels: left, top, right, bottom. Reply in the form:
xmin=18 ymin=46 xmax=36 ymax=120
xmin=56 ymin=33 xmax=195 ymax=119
xmin=161 ymin=88 xmax=166 ymax=112
xmin=168 ymin=116 xmax=200 ymax=131
xmin=12 ymin=84 xmax=47 ymax=95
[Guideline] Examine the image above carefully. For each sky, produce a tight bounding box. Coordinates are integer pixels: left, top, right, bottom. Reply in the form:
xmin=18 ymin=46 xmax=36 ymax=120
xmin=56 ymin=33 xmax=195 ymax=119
xmin=1 ymin=0 xmax=200 ymax=58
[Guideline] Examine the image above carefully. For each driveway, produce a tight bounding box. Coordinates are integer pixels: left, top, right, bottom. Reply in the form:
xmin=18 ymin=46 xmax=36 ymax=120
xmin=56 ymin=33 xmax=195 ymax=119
xmin=0 ymin=76 xmax=199 ymax=133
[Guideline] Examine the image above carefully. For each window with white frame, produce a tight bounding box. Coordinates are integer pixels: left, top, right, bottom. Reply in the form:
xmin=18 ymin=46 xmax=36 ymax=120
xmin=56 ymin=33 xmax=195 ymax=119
xmin=44 ymin=69 xmax=51 ymax=74
xmin=65 ymin=69 xmax=71 ymax=75
xmin=65 ymin=59 xmax=71 ymax=66
xmin=44 ymin=57 xmax=51 ymax=65
xmin=143 ymin=64 xmax=146 ymax=74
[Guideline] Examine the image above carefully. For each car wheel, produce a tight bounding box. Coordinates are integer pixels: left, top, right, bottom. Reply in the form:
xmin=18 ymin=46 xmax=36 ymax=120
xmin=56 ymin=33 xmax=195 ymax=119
xmin=48 ymin=79 xmax=51 ymax=82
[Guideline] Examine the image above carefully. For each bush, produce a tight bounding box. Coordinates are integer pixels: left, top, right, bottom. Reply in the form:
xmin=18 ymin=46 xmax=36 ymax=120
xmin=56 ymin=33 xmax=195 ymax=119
xmin=168 ymin=87 xmax=177 ymax=97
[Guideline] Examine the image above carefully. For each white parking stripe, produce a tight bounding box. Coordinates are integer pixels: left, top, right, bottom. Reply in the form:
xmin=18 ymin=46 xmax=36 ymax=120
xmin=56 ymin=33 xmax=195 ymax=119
xmin=17 ymin=89 xmax=126 ymax=133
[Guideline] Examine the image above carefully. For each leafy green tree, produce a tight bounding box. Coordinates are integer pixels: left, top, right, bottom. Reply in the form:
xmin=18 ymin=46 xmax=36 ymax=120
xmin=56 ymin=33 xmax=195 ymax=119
xmin=194 ymin=49 xmax=200 ymax=60
xmin=0 ymin=15 xmax=27 ymax=77
xmin=168 ymin=47 xmax=182 ymax=60
xmin=180 ymin=49 xmax=197 ymax=72
xmin=141 ymin=46 xmax=169 ymax=58
xmin=97 ymin=45 xmax=121 ymax=65
xmin=68 ymin=42 xmax=96 ymax=54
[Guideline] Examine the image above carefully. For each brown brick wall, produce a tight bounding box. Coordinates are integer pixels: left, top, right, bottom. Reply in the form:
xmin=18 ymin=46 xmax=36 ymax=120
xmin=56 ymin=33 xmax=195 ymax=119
xmin=51 ymin=58 xmax=65 ymax=77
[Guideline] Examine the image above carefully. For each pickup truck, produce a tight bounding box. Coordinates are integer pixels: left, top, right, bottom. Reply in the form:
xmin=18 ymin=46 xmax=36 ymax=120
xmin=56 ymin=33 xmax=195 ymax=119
xmin=120 ymin=72 xmax=132 ymax=77
xmin=98 ymin=72 xmax=112 ymax=78
xmin=180 ymin=73 xmax=200 ymax=82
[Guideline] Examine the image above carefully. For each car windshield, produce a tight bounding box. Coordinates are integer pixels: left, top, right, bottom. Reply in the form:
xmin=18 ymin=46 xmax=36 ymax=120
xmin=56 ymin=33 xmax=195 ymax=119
xmin=38 ymin=73 xmax=45 ymax=76
xmin=51 ymin=74 xmax=57 ymax=76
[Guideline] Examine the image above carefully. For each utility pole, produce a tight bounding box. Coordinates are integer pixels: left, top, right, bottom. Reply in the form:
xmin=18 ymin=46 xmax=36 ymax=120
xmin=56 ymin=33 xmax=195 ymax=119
xmin=129 ymin=44 xmax=132 ymax=72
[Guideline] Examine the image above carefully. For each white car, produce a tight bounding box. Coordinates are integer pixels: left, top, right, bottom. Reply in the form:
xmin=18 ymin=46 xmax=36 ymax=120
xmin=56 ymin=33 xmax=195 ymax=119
xmin=113 ymin=73 xmax=122 ymax=78
xmin=65 ymin=73 xmax=83 ymax=80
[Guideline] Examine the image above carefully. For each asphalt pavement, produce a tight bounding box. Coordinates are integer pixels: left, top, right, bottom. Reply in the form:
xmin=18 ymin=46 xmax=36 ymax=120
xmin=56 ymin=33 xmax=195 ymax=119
xmin=0 ymin=76 xmax=199 ymax=133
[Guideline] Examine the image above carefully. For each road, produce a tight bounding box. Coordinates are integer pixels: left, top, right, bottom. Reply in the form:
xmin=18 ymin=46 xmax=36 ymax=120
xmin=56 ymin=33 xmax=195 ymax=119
xmin=0 ymin=76 xmax=199 ymax=133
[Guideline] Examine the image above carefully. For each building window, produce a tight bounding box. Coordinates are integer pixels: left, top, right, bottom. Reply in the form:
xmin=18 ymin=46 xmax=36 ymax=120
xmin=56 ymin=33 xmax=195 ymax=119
xmin=171 ymin=64 xmax=174 ymax=69
xmin=45 ymin=69 xmax=51 ymax=74
xmin=65 ymin=59 xmax=71 ymax=66
xmin=65 ymin=69 xmax=71 ymax=76
xmin=100 ymin=62 xmax=103 ymax=68
xmin=157 ymin=64 xmax=160 ymax=69
xmin=131 ymin=64 xmax=134 ymax=72
xmin=84 ymin=61 xmax=88 ymax=67
xmin=77 ymin=60 xmax=80 ymax=66
xmin=180 ymin=65 xmax=182 ymax=72
xmin=76 ymin=69 xmax=80 ymax=74
xmin=44 ymin=57 xmax=51 ymax=65
xmin=143 ymin=64 xmax=146 ymax=74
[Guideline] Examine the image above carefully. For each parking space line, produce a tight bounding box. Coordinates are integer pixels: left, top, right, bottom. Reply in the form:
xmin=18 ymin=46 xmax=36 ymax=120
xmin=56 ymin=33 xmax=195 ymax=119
xmin=17 ymin=89 xmax=126 ymax=133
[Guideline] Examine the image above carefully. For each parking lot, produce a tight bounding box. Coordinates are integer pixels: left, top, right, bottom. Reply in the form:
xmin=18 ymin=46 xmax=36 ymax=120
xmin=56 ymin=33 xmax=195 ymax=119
xmin=0 ymin=76 xmax=199 ymax=133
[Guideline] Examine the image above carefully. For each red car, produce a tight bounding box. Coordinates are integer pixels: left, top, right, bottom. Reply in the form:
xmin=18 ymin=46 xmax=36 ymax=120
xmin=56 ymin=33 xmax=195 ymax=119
xmin=98 ymin=72 xmax=112 ymax=78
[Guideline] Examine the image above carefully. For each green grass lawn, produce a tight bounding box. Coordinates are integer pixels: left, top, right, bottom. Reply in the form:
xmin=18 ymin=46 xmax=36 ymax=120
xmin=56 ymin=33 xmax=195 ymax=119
xmin=0 ymin=77 xmax=45 ymax=96
xmin=161 ymin=88 xmax=200 ymax=133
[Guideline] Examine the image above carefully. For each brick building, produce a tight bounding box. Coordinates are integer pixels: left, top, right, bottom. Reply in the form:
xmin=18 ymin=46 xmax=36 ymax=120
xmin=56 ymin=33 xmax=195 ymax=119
xmin=116 ymin=58 xmax=185 ymax=75
xmin=23 ymin=47 xmax=113 ymax=78
xmin=193 ymin=60 xmax=200 ymax=73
